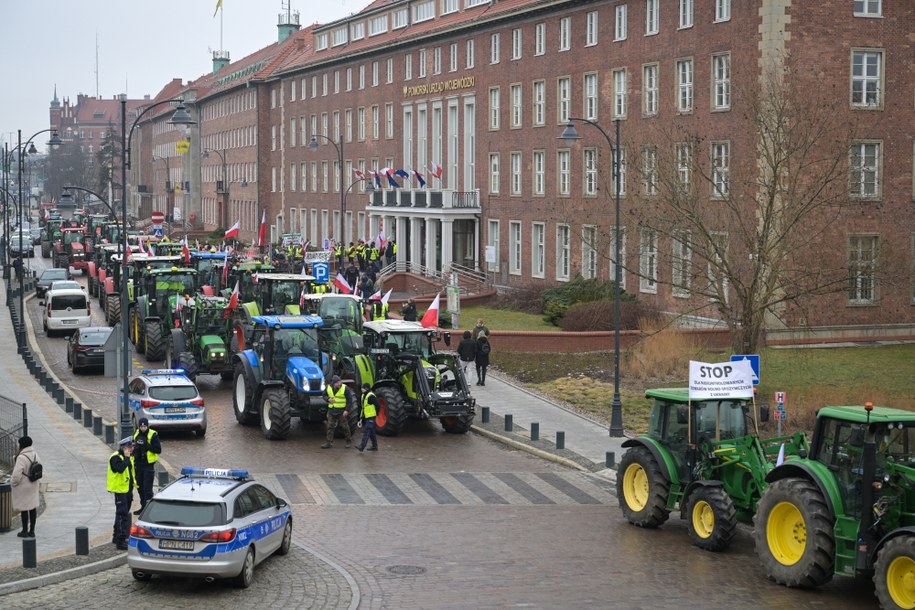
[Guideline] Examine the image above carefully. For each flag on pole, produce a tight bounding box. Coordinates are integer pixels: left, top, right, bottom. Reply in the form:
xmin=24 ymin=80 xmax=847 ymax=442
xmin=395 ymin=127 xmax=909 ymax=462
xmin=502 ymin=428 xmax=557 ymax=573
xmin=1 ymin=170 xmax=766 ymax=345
xmin=421 ymin=293 xmax=441 ymax=328
xmin=299 ymin=287 xmax=306 ymax=309
xmin=776 ymin=443 xmax=786 ymax=467
xmin=213 ymin=0 xmax=223 ymax=17
xmin=221 ymin=259 xmax=229 ymax=288
xmin=252 ymin=271 xmax=259 ymax=285
xmin=333 ymin=272 xmax=352 ymax=294
xmin=381 ymin=288 xmax=393 ymax=306
xmin=224 ymin=280 xmax=239 ymax=319
xmin=369 ymin=289 xmax=382 ymax=301
xmin=182 ymin=236 xmax=191 ymax=265
xmin=413 ymin=169 xmax=426 ymax=188
xmin=146 ymin=239 xmax=155 ymax=257
xmin=224 ymin=220 xmax=241 ymax=239
xmin=394 ymin=169 xmax=410 ymax=180
xmin=353 ymin=169 xmax=366 ymax=181
xmin=385 ymin=168 xmax=400 ymax=188
xmin=257 ymin=210 xmax=266 ymax=247
xmin=429 ymin=162 xmax=443 ymax=179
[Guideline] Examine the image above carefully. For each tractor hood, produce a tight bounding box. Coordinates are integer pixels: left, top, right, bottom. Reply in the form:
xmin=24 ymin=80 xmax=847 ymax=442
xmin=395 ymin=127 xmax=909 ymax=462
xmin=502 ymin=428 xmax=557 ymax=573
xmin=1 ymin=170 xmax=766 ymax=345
xmin=70 ymin=242 xmax=84 ymax=252
xmin=199 ymin=335 xmax=228 ymax=363
xmin=286 ymin=356 xmax=326 ymax=395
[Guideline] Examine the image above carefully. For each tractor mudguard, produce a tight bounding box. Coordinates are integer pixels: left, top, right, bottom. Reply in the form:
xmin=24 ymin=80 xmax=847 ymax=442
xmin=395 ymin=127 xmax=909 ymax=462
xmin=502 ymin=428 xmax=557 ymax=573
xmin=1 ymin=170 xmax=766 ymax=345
xmin=286 ymin=356 xmax=325 ymax=396
xmin=169 ymin=328 xmax=187 ymax=354
xmin=104 ymin=276 xmax=114 ymax=295
xmin=88 ymin=261 xmax=97 ymax=279
xmin=622 ymin=437 xmax=681 ymax=488
xmin=679 ymin=480 xmax=726 ymax=520
xmin=235 ymin=349 xmax=260 ymax=371
xmin=354 ymin=354 xmax=374 ymax=387
xmin=764 ymin=460 xmax=839 ymax=517
xmin=873 ymin=526 xmax=915 ymax=567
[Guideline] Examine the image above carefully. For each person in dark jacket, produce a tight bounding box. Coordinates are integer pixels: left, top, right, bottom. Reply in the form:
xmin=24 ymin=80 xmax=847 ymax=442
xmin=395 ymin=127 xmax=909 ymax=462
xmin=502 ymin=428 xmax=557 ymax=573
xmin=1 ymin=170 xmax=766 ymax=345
xmin=132 ymin=417 xmax=161 ymax=515
xmin=457 ymin=330 xmax=477 ymax=377
xmin=108 ymin=437 xmax=136 ymax=550
xmin=401 ymin=298 xmax=417 ymax=321
xmin=475 ymin=333 xmax=491 ymax=386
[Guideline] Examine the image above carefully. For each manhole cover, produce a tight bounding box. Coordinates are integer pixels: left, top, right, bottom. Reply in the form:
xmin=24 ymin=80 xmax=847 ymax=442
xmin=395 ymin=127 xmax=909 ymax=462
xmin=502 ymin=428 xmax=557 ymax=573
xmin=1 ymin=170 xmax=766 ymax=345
xmin=386 ymin=564 xmax=426 ymax=575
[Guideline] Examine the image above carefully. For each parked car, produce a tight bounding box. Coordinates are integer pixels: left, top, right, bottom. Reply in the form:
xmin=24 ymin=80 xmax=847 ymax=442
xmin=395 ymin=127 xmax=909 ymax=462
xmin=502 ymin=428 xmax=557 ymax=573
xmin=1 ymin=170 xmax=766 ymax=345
xmin=36 ymin=268 xmax=71 ymax=298
xmin=43 ymin=287 xmax=91 ymax=337
xmin=48 ymin=280 xmax=83 ymax=292
xmin=128 ymin=467 xmax=292 ymax=587
xmin=67 ymin=326 xmax=113 ymax=374
xmin=30 ymin=227 xmax=42 ymax=245
xmin=8 ymin=235 xmax=34 ymax=258
xmin=127 ymin=369 xmax=206 ymax=436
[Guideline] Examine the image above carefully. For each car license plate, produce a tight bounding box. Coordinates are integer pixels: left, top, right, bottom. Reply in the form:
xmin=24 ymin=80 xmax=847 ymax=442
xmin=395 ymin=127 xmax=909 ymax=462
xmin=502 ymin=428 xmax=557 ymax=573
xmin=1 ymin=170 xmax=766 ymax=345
xmin=159 ymin=539 xmax=195 ymax=551
xmin=63 ymin=320 xmax=77 ymax=324
xmin=164 ymin=407 xmax=186 ymax=413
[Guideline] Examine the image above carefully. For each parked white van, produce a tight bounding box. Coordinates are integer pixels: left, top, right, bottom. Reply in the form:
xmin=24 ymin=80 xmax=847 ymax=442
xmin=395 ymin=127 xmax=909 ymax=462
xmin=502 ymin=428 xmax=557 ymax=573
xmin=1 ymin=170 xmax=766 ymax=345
xmin=43 ymin=288 xmax=91 ymax=336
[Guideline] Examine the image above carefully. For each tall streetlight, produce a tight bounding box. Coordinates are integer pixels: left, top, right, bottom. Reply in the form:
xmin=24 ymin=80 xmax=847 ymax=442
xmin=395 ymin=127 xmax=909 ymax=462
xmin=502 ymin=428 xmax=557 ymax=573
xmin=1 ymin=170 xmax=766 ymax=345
xmin=62 ymin=185 xmax=116 ymax=218
xmin=559 ymin=117 xmax=624 ymax=437
xmin=202 ymin=148 xmax=227 ymax=229
xmin=119 ymin=95 xmax=195 ymax=439
xmin=306 ymin=134 xmax=345 ymax=244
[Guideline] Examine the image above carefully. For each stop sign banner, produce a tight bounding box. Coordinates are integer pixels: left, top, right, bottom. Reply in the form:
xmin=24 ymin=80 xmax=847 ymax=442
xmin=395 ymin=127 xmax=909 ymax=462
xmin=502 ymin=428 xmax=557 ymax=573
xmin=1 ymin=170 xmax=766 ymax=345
xmin=151 ymin=211 xmax=165 ymax=224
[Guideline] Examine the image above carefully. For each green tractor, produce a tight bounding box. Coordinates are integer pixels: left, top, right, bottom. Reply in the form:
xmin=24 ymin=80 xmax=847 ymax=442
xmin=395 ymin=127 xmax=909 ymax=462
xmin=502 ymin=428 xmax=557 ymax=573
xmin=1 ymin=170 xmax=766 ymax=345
xmin=754 ymin=403 xmax=915 ymax=609
xmin=231 ymin=315 xmax=345 ymax=440
xmin=617 ymin=388 xmax=808 ymax=551
xmin=167 ymin=295 xmax=238 ymax=381
xmin=356 ymin=320 xmax=475 ymax=436
xmin=129 ymin=267 xmax=198 ymax=362
xmin=41 ymin=217 xmax=64 ymax=259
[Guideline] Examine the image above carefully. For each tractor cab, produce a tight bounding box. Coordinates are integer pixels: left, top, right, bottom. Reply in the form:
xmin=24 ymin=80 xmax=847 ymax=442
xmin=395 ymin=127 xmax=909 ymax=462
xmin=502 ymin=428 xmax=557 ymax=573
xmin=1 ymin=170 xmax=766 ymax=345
xmin=191 ymin=251 xmax=226 ymax=291
xmin=301 ymin=293 xmax=364 ymax=334
xmin=144 ymin=268 xmax=198 ymax=318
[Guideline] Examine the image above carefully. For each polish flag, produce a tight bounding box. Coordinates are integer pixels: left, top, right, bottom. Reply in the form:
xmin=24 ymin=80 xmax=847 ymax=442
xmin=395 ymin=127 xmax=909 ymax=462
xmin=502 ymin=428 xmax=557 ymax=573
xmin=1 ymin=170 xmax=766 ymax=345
xmin=223 ymin=280 xmax=239 ymax=319
xmin=146 ymin=240 xmax=155 ymax=257
xmin=253 ymin=271 xmax=259 ymax=285
xmin=369 ymin=289 xmax=382 ymax=301
xmin=333 ymin=272 xmax=352 ymax=294
xmin=380 ymin=288 xmax=393 ymax=306
xmin=429 ymin=162 xmax=443 ymax=179
xmin=224 ymin=220 xmax=241 ymax=239
xmin=420 ymin=293 xmax=441 ymax=328
xmin=299 ymin=287 xmax=306 ymax=309
xmin=182 ymin=236 xmax=190 ymax=266
xmin=221 ymin=259 xmax=229 ymax=288
xmin=257 ymin=211 xmax=266 ymax=247
xmin=353 ymin=169 xmax=366 ymax=181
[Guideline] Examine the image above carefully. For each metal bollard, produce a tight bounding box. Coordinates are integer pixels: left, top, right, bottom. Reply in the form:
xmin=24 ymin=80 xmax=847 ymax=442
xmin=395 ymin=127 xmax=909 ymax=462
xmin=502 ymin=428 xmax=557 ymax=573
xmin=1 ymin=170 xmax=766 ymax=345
xmin=83 ymin=408 xmax=93 ymax=428
xmin=606 ymin=452 xmax=616 ymax=468
xmin=93 ymin=415 xmax=103 ymax=436
xmin=481 ymin=406 xmax=490 ymax=423
xmin=556 ymin=431 xmax=565 ymax=450
xmin=73 ymin=402 xmax=83 ymax=420
xmin=75 ymin=526 xmax=89 ymax=556
xmin=65 ymin=397 xmax=74 ymax=413
xmin=530 ymin=422 xmax=539 ymax=441
xmin=104 ymin=423 xmax=116 ymax=445
xmin=22 ymin=537 xmax=37 ymax=568
xmin=504 ymin=414 xmax=513 ymax=432
xmin=54 ymin=387 xmax=65 ymax=404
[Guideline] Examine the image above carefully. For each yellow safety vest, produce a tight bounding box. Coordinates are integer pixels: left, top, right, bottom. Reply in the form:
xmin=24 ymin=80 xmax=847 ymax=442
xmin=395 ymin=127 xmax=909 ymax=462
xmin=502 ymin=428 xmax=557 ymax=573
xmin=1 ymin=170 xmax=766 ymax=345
xmin=326 ymin=385 xmax=348 ymax=410
xmin=361 ymin=391 xmax=378 ymax=419
xmin=106 ymin=451 xmax=136 ymax=493
xmin=132 ymin=429 xmax=160 ymax=464
xmin=372 ymin=303 xmax=388 ymax=320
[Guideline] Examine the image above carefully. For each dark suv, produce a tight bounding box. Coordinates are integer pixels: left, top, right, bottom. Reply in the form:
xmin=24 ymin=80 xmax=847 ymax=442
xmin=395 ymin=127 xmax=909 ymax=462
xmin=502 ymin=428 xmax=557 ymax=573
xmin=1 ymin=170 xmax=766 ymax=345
xmin=36 ymin=268 xmax=71 ymax=298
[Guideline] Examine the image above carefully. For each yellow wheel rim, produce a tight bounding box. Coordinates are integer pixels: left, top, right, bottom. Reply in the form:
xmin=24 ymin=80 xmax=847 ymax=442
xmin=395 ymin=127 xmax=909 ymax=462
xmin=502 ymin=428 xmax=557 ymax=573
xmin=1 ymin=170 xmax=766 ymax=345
xmin=622 ymin=463 xmax=649 ymax=512
xmin=766 ymin=501 xmax=806 ymax=566
xmin=886 ymin=554 xmax=915 ymax=609
xmin=691 ymin=500 xmax=714 ymax=539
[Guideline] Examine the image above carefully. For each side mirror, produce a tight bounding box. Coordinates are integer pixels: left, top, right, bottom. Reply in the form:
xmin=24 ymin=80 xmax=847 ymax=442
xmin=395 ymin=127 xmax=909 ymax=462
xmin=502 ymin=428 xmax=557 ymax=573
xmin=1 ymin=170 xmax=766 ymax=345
xmin=759 ymin=404 xmax=770 ymax=423
xmin=676 ymin=405 xmax=689 ymax=425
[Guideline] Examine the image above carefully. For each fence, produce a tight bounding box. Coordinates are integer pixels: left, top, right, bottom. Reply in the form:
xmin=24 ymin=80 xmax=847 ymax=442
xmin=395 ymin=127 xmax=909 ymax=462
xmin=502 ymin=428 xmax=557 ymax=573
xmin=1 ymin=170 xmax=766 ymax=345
xmin=0 ymin=395 xmax=26 ymax=471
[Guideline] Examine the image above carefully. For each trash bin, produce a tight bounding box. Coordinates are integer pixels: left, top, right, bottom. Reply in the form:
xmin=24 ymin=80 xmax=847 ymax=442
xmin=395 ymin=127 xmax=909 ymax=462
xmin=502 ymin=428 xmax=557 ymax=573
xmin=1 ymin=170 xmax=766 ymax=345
xmin=0 ymin=481 xmax=12 ymax=532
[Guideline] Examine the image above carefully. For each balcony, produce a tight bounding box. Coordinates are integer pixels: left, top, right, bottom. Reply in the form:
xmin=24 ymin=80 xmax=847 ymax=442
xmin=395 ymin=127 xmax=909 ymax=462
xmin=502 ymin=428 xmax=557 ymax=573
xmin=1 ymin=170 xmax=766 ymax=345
xmin=369 ymin=189 xmax=480 ymax=211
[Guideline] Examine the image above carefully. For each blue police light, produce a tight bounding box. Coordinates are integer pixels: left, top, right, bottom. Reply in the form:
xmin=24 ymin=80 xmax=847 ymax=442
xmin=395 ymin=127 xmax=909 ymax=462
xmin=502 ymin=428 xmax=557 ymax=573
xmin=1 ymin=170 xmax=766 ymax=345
xmin=180 ymin=467 xmax=250 ymax=480
xmin=141 ymin=368 xmax=186 ymax=376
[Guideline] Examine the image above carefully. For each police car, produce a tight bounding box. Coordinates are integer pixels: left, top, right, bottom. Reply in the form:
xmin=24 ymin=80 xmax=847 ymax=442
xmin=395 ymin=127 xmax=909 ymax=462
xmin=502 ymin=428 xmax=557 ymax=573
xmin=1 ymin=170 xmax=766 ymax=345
xmin=127 ymin=369 xmax=206 ymax=437
xmin=128 ymin=467 xmax=292 ymax=587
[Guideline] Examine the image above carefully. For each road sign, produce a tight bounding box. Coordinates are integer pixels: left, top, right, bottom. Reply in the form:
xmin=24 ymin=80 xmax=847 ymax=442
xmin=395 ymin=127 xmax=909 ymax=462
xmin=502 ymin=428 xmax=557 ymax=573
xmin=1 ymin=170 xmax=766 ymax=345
xmin=774 ymin=410 xmax=786 ymax=422
xmin=176 ymin=140 xmax=190 ymax=154
xmin=311 ymin=261 xmax=329 ymax=283
xmin=730 ymin=354 xmax=760 ymax=385
xmin=151 ymin=227 xmax=164 ymax=238
xmin=151 ymin=211 xmax=165 ymax=224
xmin=774 ymin=391 xmax=786 ymax=404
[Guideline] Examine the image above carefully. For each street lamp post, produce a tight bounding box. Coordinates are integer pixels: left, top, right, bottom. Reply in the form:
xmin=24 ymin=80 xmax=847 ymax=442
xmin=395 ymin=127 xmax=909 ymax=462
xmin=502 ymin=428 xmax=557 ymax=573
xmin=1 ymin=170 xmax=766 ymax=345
xmin=202 ymin=148 xmax=228 ymax=229
xmin=119 ymin=96 xmax=195 ymax=440
xmin=62 ymin=185 xmax=116 ymax=218
xmin=560 ymin=117 xmax=624 ymax=437
xmin=306 ymin=134 xmax=345 ymax=244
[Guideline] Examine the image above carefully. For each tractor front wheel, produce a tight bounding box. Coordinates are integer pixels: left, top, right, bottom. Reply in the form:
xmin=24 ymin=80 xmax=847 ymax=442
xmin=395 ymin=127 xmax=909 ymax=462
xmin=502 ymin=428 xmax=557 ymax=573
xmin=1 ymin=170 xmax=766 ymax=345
xmin=617 ymin=446 xmax=671 ymax=528
xmin=177 ymin=352 xmax=198 ymax=381
xmin=754 ymin=477 xmax=835 ymax=588
xmin=875 ymin=534 xmax=915 ymax=610
xmin=233 ymin=363 xmax=257 ymax=425
xmin=374 ymin=386 xmax=408 ymax=436
xmin=441 ymin=414 xmax=474 ymax=434
xmin=686 ymin=485 xmax=738 ymax=552
xmin=106 ymin=295 xmax=121 ymax=327
xmin=144 ymin=320 xmax=165 ymax=362
xmin=260 ymin=388 xmax=291 ymax=440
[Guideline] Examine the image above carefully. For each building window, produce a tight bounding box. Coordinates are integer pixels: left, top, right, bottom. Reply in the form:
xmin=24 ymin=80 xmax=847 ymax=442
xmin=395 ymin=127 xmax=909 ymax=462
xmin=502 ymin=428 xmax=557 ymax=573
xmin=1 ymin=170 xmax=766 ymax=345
xmin=533 ymin=80 xmax=545 ymax=126
xmin=557 ymin=77 xmax=571 ymax=123
xmin=642 ymin=147 xmax=658 ymax=196
xmin=466 ymin=39 xmax=475 ymax=68
xmin=535 ymin=23 xmax=545 ymax=55
xmin=510 ymin=84 xmax=522 ymax=128
xmin=442 ymin=0 xmax=458 ymax=14
xmin=357 ymin=107 xmax=366 ymax=141
xmin=346 ymin=68 xmax=352 ymax=91
xmin=614 ymin=147 xmax=627 ymax=196
xmin=645 ymin=0 xmax=659 ymax=35
xmin=289 ymin=163 xmax=297 ymax=192
xmin=854 ymin=0 xmax=881 ymax=16
xmin=615 ymin=4 xmax=628 ymax=41
xmin=351 ymin=22 xmax=365 ymax=41
xmin=583 ymin=73 xmax=598 ymax=120
xmin=510 ymin=221 xmax=522 ymax=275
xmin=679 ymin=0 xmax=693 ymax=28
xmin=290 ymin=79 xmax=297 ymax=101
xmin=487 ymin=219 xmax=500 ymax=272
xmin=639 ymin=228 xmax=658 ymax=293
xmin=289 ymin=117 xmax=296 ymax=147
xmin=676 ymin=143 xmax=691 ymax=193
xmin=386 ymin=103 xmax=394 ymax=139
xmin=847 ymin=235 xmax=878 ymax=304
xmin=711 ymin=141 xmax=730 ymax=198
xmin=557 ymin=149 xmax=570 ymax=196
xmin=334 ymin=70 xmax=340 ymax=94
xmin=369 ymin=15 xmax=388 ymax=36
xmin=449 ymin=44 xmax=458 ymax=72
xmin=557 ymin=225 xmax=571 ymax=280
xmin=489 ymin=87 xmax=500 ymax=129
xmin=372 ymin=61 xmax=379 ymax=86
xmin=643 ymin=64 xmax=658 ymax=116
xmin=850 ymin=142 xmax=881 ymax=198
xmin=610 ymin=228 xmax=626 ymax=289
xmin=405 ymin=55 xmax=412 ymax=81
xmin=532 ymin=223 xmax=545 ymax=278
xmin=311 ymin=162 xmax=318 ymax=192
xmin=491 ymin=33 xmax=500 ymax=64
xmin=418 ymin=49 xmax=427 ymax=78
xmin=677 ymin=58 xmax=694 ymax=113
xmin=851 ymin=49 xmax=883 ymax=107
xmin=559 ymin=17 xmax=571 ymax=51
xmin=582 ymin=225 xmax=598 ymax=279
xmin=466 ymin=0 xmax=488 ymax=6
xmin=672 ymin=231 xmax=692 ymax=297
xmin=433 ymin=47 xmax=442 ymax=75
xmin=300 ymin=162 xmax=307 ymax=192
xmin=510 ymin=152 xmax=522 ymax=195
xmin=413 ymin=0 xmax=434 ymax=22
xmin=271 ymin=125 xmax=277 ymax=151
xmin=712 ymin=53 xmax=731 ymax=110
xmin=392 ymin=8 xmax=408 ymax=28
xmin=489 ymin=153 xmax=500 ymax=194
xmin=512 ymin=28 xmax=522 ymax=60
xmin=359 ymin=64 xmax=366 ymax=89
xmin=533 ymin=150 xmax=545 ymax=195
xmin=584 ymin=148 xmax=598 ymax=196
xmin=715 ymin=0 xmax=731 ymax=22
xmin=371 ymin=105 xmax=380 ymax=140
xmin=613 ymin=69 xmax=627 ymax=118
xmin=586 ymin=11 xmax=598 ymax=46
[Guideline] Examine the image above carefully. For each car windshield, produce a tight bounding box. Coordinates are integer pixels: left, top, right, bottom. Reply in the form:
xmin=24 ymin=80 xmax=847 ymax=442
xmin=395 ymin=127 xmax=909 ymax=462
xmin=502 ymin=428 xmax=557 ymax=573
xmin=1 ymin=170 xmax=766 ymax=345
xmin=50 ymin=281 xmax=81 ymax=291
xmin=148 ymin=384 xmax=198 ymax=401
xmin=78 ymin=330 xmax=112 ymax=346
xmin=144 ymin=499 xmax=225 ymax=527
xmin=41 ymin=270 xmax=68 ymax=282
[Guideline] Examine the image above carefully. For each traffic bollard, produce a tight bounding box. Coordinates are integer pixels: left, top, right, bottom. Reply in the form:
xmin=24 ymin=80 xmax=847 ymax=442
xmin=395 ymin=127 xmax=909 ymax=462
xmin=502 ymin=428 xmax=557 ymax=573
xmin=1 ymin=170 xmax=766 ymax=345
xmin=504 ymin=414 xmax=513 ymax=432
xmin=556 ymin=431 xmax=565 ymax=450
xmin=481 ymin=406 xmax=490 ymax=423
xmin=530 ymin=422 xmax=539 ymax=441
xmin=83 ymin=408 xmax=93 ymax=428
xmin=72 ymin=402 xmax=83 ymax=420
xmin=104 ymin=423 xmax=116 ymax=445
xmin=75 ymin=526 xmax=89 ymax=556
xmin=606 ymin=452 xmax=616 ymax=468
xmin=93 ymin=415 xmax=103 ymax=436
xmin=22 ymin=537 xmax=36 ymax=568
xmin=65 ymin=397 xmax=74 ymax=413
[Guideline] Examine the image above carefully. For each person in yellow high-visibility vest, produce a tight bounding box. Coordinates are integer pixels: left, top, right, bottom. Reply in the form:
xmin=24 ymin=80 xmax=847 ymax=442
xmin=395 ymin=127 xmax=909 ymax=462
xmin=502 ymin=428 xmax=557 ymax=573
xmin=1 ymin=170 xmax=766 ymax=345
xmin=107 ymin=437 xmax=136 ymax=550
xmin=322 ymin=376 xmax=353 ymax=449
xmin=356 ymin=383 xmax=379 ymax=452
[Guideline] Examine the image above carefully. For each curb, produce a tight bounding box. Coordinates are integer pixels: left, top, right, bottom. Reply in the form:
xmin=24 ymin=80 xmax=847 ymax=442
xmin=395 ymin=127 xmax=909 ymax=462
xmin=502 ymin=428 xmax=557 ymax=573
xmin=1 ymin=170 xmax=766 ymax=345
xmin=0 ymin=553 xmax=126 ymax=596
xmin=470 ymin=425 xmax=592 ymax=473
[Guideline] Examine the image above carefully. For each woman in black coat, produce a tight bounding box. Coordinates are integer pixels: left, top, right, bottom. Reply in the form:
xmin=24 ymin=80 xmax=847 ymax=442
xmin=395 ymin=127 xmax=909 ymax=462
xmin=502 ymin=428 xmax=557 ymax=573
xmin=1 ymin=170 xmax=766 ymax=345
xmin=474 ymin=334 xmax=491 ymax=386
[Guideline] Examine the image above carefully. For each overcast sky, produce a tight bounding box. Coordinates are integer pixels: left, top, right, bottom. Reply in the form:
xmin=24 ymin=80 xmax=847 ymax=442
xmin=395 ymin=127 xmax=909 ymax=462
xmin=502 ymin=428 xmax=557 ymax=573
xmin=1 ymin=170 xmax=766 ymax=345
xmin=0 ymin=0 xmax=360 ymax=150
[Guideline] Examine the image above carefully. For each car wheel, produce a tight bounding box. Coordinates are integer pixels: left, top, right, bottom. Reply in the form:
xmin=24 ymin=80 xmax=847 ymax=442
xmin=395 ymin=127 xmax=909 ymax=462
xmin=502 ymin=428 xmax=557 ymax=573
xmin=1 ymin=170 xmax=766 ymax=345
xmin=235 ymin=547 xmax=255 ymax=589
xmin=195 ymin=428 xmax=207 ymax=438
xmin=277 ymin=518 xmax=292 ymax=556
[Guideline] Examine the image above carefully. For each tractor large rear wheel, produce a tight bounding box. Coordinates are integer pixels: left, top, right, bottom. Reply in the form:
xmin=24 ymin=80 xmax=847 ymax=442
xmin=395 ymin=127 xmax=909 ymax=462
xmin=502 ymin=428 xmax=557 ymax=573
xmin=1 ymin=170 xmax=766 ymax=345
xmin=233 ymin=363 xmax=257 ymax=425
xmin=374 ymin=386 xmax=408 ymax=436
xmin=260 ymin=388 xmax=291 ymax=440
xmin=441 ymin=413 xmax=474 ymax=434
xmin=686 ymin=485 xmax=738 ymax=552
xmin=617 ymin=446 xmax=671 ymax=528
xmin=145 ymin=320 xmax=165 ymax=362
xmin=754 ymin=477 xmax=835 ymax=588
xmin=874 ymin=534 xmax=915 ymax=610
xmin=106 ymin=295 xmax=121 ymax=327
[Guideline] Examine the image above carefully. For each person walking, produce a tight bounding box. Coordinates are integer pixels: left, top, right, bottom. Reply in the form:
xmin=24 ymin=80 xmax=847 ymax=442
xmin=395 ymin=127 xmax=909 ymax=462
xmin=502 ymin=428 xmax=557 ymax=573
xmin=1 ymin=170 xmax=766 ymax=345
xmin=475 ymin=333 xmax=491 ymax=386
xmin=132 ymin=417 xmax=161 ymax=515
xmin=457 ymin=330 xmax=477 ymax=378
xmin=356 ymin=383 xmax=379 ymax=452
xmin=401 ymin=298 xmax=417 ymax=322
xmin=472 ymin=318 xmax=490 ymax=341
xmin=108 ymin=437 xmax=136 ymax=550
xmin=323 ymin=375 xmax=353 ymax=448
xmin=10 ymin=436 xmax=39 ymax=538
xmin=12 ymin=255 xmax=24 ymax=285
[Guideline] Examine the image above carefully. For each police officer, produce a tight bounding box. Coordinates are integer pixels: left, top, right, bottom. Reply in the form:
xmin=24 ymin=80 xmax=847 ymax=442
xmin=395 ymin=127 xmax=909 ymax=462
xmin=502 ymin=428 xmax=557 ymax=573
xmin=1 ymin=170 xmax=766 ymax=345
xmin=322 ymin=376 xmax=353 ymax=449
xmin=132 ymin=417 xmax=161 ymax=514
xmin=108 ymin=437 xmax=136 ymax=550
xmin=356 ymin=383 xmax=379 ymax=452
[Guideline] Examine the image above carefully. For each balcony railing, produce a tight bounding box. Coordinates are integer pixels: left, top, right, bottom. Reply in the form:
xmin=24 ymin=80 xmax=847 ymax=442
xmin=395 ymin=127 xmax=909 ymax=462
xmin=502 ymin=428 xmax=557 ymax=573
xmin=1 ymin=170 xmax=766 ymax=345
xmin=369 ymin=188 xmax=479 ymax=211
